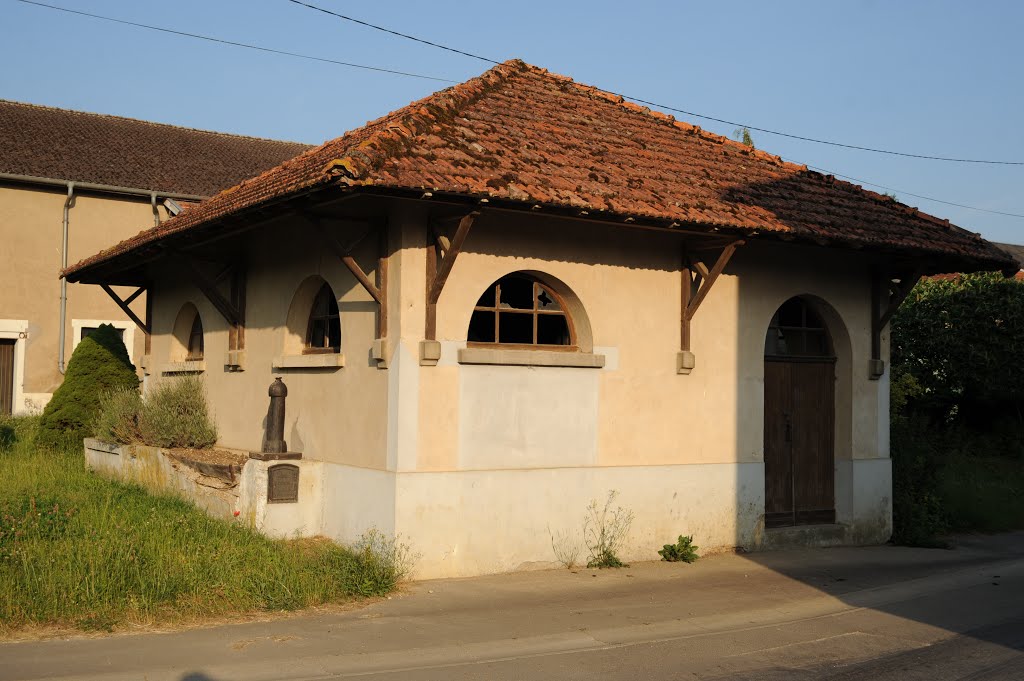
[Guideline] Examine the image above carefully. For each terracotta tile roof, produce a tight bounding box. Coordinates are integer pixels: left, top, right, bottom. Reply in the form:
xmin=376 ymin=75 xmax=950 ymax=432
xmin=64 ymin=60 xmax=1015 ymax=280
xmin=0 ymin=100 xmax=311 ymax=196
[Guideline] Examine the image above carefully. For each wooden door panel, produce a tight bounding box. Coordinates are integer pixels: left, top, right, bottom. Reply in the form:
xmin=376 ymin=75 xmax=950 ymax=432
xmin=0 ymin=340 xmax=14 ymax=416
xmin=791 ymin=361 xmax=835 ymax=522
xmin=763 ymin=360 xmax=792 ymax=526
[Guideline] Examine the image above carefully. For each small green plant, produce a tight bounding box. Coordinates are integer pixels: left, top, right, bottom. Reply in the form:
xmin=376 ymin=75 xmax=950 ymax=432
xmin=658 ymin=535 xmax=699 ymax=563
xmin=36 ymin=324 xmax=138 ymax=448
xmin=583 ymin=490 xmax=634 ymax=569
xmin=137 ymin=375 xmax=217 ymax=449
xmin=93 ymin=387 xmax=143 ymax=445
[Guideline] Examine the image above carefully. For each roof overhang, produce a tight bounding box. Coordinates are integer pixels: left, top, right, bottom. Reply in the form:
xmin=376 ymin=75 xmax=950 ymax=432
xmin=63 ymin=183 xmax=1019 ymax=287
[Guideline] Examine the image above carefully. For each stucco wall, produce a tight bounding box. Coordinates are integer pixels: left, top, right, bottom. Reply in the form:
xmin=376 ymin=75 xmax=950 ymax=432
xmin=408 ymin=211 xmax=886 ymax=474
xmin=0 ymin=184 xmax=164 ymax=411
xmin=136 ymin=200 xmax=892 ymax=574
xmin=145 ymin=216 xmax=388 ymax=468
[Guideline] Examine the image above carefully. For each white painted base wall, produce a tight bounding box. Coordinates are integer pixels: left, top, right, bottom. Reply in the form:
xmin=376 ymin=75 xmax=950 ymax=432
xmin=313 ymin=461 xmax=764 ymax=579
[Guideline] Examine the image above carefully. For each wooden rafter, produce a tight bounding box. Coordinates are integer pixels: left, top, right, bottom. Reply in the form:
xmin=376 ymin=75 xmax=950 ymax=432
xmin=425 ymin=211 xmax=478 ymax=341
xmin=680 ymin=240 xmax=744 ymax=352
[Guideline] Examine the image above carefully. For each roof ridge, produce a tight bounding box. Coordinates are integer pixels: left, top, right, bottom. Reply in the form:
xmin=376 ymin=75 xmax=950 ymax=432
xmin=0 ymin=98 xmax=313 ymax=147
xmin=322 ymin=59 xmax=530 ymax=182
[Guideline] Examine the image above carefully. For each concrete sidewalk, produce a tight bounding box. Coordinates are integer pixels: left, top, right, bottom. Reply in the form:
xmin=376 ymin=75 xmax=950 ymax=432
xmin=3 ymin=533 xmax=1023 ymax=680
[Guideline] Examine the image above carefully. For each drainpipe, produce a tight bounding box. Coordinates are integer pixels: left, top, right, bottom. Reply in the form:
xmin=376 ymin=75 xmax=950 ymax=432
xmin=58 ymin=182 xmax=75 ymax=374
xmin=150 ymin=191 xmax=160 ymax=227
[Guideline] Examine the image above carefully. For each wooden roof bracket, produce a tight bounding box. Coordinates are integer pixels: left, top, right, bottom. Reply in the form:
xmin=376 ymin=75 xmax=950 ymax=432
xmin=100 ymin=282 xmax=154 ymax=373
xmin=101 ymin=283 xmax=149 ymax=338
xmin=422 ymin=211 xmax=479 ymax=365
xmin=173 ymin=249 xmax=247 ymax=370
xmin=869 ymin=265 xmax=922 ymax=380
xmin=309 ymin=215 xmax=390 ymax=364
xmin=679 ymin=239 xmax=744 ymax=374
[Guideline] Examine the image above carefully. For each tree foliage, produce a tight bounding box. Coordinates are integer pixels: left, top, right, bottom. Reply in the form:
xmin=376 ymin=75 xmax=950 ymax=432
xmin=889 ymin=272 xmax=1024 ymax=544
xmin=892 ymin=272 xmax=1024 ymax=454
xmin=36 ymin=324 xmax=139 ymax=448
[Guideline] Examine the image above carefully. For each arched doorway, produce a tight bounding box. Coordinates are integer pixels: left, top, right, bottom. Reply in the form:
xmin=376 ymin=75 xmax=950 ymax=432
xmin=764 ymin=297 xmax=836 ymax=528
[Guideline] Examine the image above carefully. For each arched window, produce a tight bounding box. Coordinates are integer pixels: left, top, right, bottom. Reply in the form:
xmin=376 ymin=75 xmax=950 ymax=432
xmin=468 ymin=274 xmax=574 ymax=348
xmin=765 ymin=297 xmax=834 ymax=358
xmin=305 ymin=283 xmax=341 ymax=353
xmin=170 ymin=303 xmax=204 ymax=363
xmin=186 ymin=315 xmax=204 ymax=360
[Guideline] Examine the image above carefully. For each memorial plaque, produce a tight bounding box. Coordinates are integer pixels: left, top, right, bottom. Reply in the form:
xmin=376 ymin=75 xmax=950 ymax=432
xmin=267 ymin=464 xmax=299 ymax=503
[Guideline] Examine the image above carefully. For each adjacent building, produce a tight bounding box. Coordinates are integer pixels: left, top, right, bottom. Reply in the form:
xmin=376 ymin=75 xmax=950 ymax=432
xmin=0 ymin=100 xmax=310 ymax=414
xmin=64 ymin=61 xmax=1016 ymax=577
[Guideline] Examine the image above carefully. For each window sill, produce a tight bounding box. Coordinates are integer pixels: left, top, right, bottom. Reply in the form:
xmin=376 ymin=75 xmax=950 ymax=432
xmin=272 ymin=353 xmax=345 ymax=370
xmin=458 ymin=347 xmax=605 ymax=368
xmin=159 ymin=360 xmax=206 ymax=375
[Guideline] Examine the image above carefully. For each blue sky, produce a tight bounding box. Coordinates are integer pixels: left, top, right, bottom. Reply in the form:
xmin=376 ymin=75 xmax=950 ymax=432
xmin=2 ymin=0 xmax=1022 ymax=243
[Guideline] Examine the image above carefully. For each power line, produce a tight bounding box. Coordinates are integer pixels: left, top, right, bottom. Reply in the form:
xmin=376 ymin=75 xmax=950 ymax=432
xmin=285 ymin=0 xmax=499 ymax=65
xmin=12 ymin=0 xmax=457 ymax=83
xmin=286 ymin=0 xmax=1024 ymax=167
xmin=12 ymin=0 xmax=1023 ymax=219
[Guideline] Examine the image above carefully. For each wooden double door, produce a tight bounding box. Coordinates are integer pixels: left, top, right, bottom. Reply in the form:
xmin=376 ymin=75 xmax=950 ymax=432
xmin=764 ymin=358 xmax=836 ymax=528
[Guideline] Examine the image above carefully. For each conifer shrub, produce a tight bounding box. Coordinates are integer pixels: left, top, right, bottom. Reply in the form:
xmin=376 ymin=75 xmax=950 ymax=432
xmin=36 ymin=324 xmax=138 ymax=448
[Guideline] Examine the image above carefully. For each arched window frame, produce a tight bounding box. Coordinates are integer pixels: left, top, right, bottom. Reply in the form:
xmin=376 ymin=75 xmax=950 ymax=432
xmin=185 ymin=315 xmax=204 ymax=361
xmin=765 ymin=297 xmax=835 ymax=360
xmin=304 ymin=283 xmax=341 ymax=354
xmin=467 ymin=274 xmax=577 ymax=351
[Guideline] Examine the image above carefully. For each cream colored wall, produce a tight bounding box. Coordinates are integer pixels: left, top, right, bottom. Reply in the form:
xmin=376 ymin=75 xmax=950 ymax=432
xmin=0 ymin=184 xmax=163 ymax=409
xmin=145 ymin=218 xmax=389 ymax=468
xmin=412 ymin=212 xmax=886 ymax=476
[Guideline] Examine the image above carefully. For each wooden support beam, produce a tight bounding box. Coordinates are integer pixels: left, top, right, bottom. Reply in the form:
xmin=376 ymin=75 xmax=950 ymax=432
xmin=101 ymin=284 xmax=149 ymax=336
xmin=123 ymin=286 xmax=146 ymax=306
xmin=878 ymin=268 xmax=923 ymax=332
xmin=229 ymin=265 xmax=247 ymax=352
xmin=425 ymin=233 xmax=439 ymax=341
xmin=680 ymin=240 xmax=744 ymax=353
xmin=309 ymin=214 xmax=389 ymax=340
xmin=377 ymin=220 xmax=389 ymax=339
xmin=144 ymin=284 xmax=153 ymax=355
xmin=315 ymin=220 xmax=383 ymax=304
xmin=687 ymin=241 xmax=743 ymax=318
xmin=870 ymin=266 xmax=923 ymax=372
xmin=428 ymin=212 xmax=478 ymax=305
xmin=182 ymin=255 xmax=240 ymax=327
xmin=424 ymin=211 xmax=478 ymax=341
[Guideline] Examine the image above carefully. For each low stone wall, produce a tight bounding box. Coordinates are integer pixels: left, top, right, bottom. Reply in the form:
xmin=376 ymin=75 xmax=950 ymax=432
xmin=83 ymin=438 xmax=324 ymax=539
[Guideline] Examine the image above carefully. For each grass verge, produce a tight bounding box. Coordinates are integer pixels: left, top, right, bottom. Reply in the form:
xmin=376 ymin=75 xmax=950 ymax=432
xmin=0 ymin=416 xmax=403 ymax=635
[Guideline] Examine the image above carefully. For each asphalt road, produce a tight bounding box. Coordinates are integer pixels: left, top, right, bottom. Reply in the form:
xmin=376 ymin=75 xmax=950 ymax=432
xmin=3 ymin=533 xmax=1023 ymax=680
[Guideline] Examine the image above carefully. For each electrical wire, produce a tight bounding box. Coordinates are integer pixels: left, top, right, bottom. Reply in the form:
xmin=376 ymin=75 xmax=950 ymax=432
xmin=285 ymin=0 xmax=1024 ymax=166
xmin=11 ymin=0 xmax=1023 ymax=219
xmin=12 ymin=0 xmax=457 ymax=83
